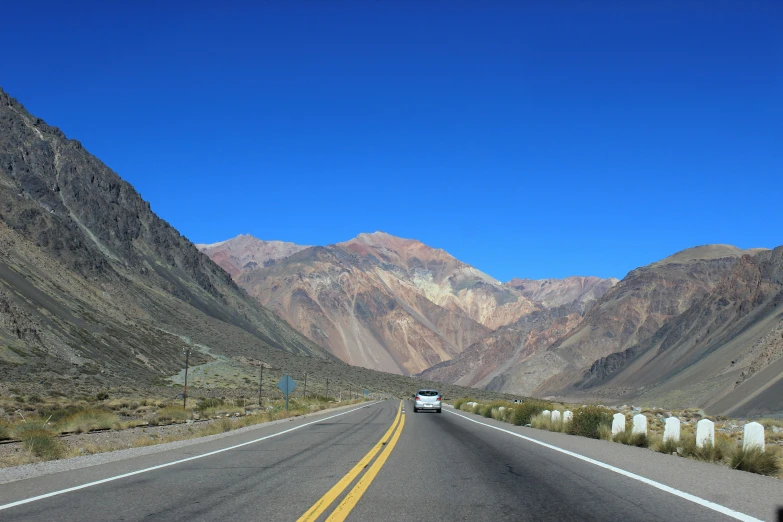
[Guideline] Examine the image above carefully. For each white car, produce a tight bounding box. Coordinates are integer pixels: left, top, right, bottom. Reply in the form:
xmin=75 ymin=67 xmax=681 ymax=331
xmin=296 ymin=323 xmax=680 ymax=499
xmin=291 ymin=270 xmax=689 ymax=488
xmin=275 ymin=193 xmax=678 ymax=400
xmin=413 ymin=389 xmax=442 ymax=413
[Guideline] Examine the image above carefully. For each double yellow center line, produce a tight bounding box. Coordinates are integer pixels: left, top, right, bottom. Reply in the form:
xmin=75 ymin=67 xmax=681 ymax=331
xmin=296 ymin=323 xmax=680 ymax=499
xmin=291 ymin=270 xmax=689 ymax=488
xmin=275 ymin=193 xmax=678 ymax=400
xmin=297 ymin=401 xmax=405 ymax=522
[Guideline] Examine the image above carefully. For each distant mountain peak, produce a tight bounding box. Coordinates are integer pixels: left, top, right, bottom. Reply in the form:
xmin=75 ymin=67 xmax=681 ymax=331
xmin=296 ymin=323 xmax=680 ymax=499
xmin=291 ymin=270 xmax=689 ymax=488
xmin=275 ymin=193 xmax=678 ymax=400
xmin=196 ymin=234 xmax=309 ymax=277
xmin=652 ymin=244 xmax=769 ymax=267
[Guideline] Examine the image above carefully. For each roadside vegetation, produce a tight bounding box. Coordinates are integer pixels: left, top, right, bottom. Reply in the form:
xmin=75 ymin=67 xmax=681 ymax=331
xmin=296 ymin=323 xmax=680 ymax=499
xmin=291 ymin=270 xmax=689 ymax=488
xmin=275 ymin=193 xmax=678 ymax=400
xmin=0 ymin=392 xmax=368 ymax=467
xmin=450 ymin=398 xmax=782 ymax=478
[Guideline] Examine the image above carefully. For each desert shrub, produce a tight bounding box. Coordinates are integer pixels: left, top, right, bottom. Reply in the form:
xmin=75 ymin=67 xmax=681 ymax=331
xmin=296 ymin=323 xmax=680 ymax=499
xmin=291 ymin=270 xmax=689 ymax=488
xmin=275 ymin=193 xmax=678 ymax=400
xmin=18 ymin=429 xmax=66 ymax=459
xmin=567 ymin=406 xmax=613 ymax=439
xmin=153 ymin=406 xmax=192 ymax=425
xmin=653 ymin=437 xmax=679 ymax=454
xmin=196 ymin=398 xmax=225 ymax=411
xmin=508 ymin=400 xmax=553 ymax=426
xmin=60 ymin=408 xmax=119 ymax=433
xmin=613 ymin=426 xmax=649 ymax=447
xmin=530 ymin=413 xmax=552 ymax=430
xmin=12 ymin=419 xmax=65 ymax=459
xmin=28 ymin=395 xmax=42 ymax=403
xmin=491 ymin=406 xmax=510 ymax=422
xmin=597 ymin=423 xmax=613 ymax=440
xmin=217 ymin=418 xmax=236 ymax=432
xmin=0 ymin=420 xmax=11 ymax=439
xmin=730 ymin=446 xmax=780 ymax=476
xmin=95 ymin=391 xmax=109 ymax=401
xmin=453 ymin=398 xmax=473 ymax=410
xmin=478 ymin=404 xmax=494 ymax=418
xmin=678 ymin=434 xmax=733 ymax=463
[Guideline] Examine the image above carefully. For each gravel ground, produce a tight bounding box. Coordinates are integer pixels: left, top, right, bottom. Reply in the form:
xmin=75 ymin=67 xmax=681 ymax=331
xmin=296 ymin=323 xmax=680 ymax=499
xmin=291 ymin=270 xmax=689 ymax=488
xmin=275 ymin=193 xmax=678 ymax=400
xmin=0 ymin=401 xmax=366 ymax=485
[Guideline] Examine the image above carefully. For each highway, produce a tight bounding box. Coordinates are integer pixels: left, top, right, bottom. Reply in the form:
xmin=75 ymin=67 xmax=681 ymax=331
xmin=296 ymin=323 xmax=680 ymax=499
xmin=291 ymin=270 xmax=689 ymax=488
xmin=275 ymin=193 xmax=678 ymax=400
xmin=1 ymin=400 xmax=781 ymax=521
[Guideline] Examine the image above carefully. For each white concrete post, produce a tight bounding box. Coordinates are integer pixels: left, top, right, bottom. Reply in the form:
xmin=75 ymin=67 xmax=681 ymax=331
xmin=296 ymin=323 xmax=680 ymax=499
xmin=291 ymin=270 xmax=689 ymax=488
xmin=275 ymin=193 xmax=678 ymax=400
xmin=612 ymin=413 xmax=626 ymax=436
xmin=551 ymin=410 xmax=561 ymax=423
xmin=696 ymin=419 xmax=715 ymax=448
xmin=743 ymin=422 xmax=765 ymax=451
xmin=542 ymin=409 xmax=550 ymax=419
xmin=563 ymin=410 xmax=573 ymax=423
xmin=663 ymin=418 xmax=680 ymax=443
xmin=632 ymin=414 xmax=647 ymax=436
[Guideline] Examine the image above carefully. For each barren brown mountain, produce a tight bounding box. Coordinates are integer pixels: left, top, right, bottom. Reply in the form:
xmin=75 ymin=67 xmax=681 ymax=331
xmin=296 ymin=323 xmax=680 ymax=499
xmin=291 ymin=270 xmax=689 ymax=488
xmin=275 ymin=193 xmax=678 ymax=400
xmin=574 ymin=246 xmax=783 ymax=416
xmin=203 ymin=232 xmax=541 ymax=375
xmin=418 ymin=301 xmax=588 ymax=389
xmin=528 ymin=245 xmax=764 ymax=398
xmin=197 ymin=235 xmax=309 ymax=277
xmin=422 ymin=243 xmax=783 ymax=415
xmin=507 ymin=276 xmax=619 ymax=308
xmin=0 ymin=87 xmax=525 ymax=403
xmin=0 ymin=87 xmax=339 ymax=392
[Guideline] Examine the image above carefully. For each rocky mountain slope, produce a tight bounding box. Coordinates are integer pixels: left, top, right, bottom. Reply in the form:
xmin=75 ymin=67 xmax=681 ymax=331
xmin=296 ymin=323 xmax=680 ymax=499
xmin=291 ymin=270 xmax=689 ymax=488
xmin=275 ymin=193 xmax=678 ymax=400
xmin=507 ymin=276 xmax=619 ymax=308
xmin=196 ymin=235 xmax=309 ymax=277
xmin=528 ymin=245 xmax=764 ymax=397
xmin=0 ymin=87 xmax=339 ymax=392
xmin=202 ymin=232 xmax=548 ymax=375
xmin=418 ymin=301 xmax=587 ymax=388
xmin=0 ymin=87 xmax=530 ymax=405
xmin=422 ymin=244 xmax=783 ymax=415
xmin=574 ymin=246 xmax=783 ymax=416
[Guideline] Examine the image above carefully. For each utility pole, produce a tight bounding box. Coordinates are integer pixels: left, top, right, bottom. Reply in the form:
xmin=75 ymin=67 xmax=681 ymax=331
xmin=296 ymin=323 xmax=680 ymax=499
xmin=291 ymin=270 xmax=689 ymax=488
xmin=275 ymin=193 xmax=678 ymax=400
xmin=303 ymin=372 xmax=307 ymax=399
xmin=183 ymin=349 xmax=190 ymax=410
xmin=349 ymin=384 xmax=352 ymax=401
xmin=258 ymin=366 xmax=264 ymax=406
xmin=326 ymin=378 xmax=329 ymax=401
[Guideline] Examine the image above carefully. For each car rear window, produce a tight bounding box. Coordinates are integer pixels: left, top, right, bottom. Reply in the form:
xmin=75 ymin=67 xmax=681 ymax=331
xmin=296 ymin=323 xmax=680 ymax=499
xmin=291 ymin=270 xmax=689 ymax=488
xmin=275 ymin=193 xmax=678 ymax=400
xmin=418 ymin=391 xmax=438 ymax=396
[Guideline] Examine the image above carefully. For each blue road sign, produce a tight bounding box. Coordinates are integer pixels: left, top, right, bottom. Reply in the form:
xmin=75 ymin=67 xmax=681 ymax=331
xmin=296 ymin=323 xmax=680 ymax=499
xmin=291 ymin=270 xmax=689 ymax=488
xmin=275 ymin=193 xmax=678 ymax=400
xmin=364 ymin=389 xmax=369 ymax=397
xmin=277 ymin=375 xmax=297 ymax=395
xmin=277 ymin=375 xmax=296 ymax=410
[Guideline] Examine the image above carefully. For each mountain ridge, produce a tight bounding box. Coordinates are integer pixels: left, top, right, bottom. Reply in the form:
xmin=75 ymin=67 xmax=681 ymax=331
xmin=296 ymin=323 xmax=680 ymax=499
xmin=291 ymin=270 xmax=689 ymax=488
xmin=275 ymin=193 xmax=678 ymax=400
xmin=200 ymin=231 xmax=617 ymax=376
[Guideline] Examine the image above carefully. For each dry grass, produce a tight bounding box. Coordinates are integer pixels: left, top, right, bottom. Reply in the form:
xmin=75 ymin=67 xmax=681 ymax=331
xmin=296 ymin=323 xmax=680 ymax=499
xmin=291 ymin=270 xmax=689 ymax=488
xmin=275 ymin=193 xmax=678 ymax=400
xmin=567 ymin=406 xmax=613 ymax=439
xmin=150 ymin=406 xmax=192 ymax=425
xmin=677 ymin=433 xmax=734 ymax=463
xmin=0 ymin=419 xmax=11 ymax=439
xmin=508 ymin=400 xmax=553 ymax=426
xmin=58 ymin=408 xmax=120 ymax=433
xmin=730 ymin=446 xmax=781 ymax=476
xmin=613 ymin=426 xmax=649 ymax=448
xmin=652 ymin=436 xmax=679 ymax=454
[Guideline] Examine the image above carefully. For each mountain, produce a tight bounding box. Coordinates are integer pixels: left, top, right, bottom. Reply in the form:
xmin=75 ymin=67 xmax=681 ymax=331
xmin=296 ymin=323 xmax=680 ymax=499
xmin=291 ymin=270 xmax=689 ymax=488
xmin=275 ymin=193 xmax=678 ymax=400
xmin=507 ymin=276 xmax=619 ymax=308
xmin=574 ymin=246 xmax=783 ymax=416
xmin=421 ymin=243 xmax=783 ymax=415
xmin=0 ymin=87 xmax=338 ymax=392
xmin=418 ymin=301 xmax=587 ymax=388
xmin=202 ymin=232 xmax=540 ymax=375
xmin=491 ymin=245 xmax=758 ymax=397
xmin=196 ymin=235 xmax=309 ymax=277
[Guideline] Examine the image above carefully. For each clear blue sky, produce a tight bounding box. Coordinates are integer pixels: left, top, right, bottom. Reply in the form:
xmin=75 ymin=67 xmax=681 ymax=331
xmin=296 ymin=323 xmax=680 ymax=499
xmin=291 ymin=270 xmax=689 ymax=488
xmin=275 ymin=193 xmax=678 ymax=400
xmin=2 ymin=1 xmax=781 ymax=280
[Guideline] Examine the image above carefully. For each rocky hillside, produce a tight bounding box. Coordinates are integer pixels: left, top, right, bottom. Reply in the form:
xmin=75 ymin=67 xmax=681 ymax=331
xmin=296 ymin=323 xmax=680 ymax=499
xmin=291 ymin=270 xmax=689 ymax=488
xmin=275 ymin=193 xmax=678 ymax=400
xmin=417 ymin=301 xmax=587 ymax=389
xmin=507 ymin=276 xmax=619 ymax=308
xmin=526 ymin=245 xmax=764 ymax=398
xmin=421 ymin=243 xmax=783 ymax=415
xmin=203 ymin=232 xmax=542 ymax=375
xmin=196 ymin=235 xmax=309 ymax=277
xmin=574 ymin=246 xmax=783 ymax=416
xmin=0 ymin=87 xmax=338 ymax=392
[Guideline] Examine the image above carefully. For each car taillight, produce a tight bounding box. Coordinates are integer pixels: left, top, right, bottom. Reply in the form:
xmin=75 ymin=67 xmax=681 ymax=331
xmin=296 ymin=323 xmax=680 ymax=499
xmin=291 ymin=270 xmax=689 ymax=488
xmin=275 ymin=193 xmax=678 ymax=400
xmin=415 ymin=396 xmax=421 ymax=401
xmin=436 ymin=397 xmax=441 ymax=401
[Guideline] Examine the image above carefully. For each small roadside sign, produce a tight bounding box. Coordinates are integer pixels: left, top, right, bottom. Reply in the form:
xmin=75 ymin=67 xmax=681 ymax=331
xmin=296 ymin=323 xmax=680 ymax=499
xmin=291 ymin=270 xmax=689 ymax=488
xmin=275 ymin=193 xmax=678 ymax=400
xmin=277 ymin=375 xmax=297 ymax=410
xmin=364 ymin=389 xmax=369 ymax=397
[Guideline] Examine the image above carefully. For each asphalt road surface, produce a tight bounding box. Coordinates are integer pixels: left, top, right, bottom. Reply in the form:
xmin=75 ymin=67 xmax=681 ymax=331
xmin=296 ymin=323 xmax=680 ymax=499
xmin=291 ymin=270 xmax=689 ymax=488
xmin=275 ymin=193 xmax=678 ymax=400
xmin=1 ymin=400 xmax=782 ymax=521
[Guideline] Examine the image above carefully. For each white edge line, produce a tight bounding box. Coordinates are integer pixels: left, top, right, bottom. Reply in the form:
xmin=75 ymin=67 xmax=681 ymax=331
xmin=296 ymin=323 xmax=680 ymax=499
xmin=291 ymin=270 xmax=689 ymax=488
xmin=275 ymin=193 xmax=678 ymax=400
xmin=444 ymin=409 xmax=761 ymax=522
xmin=0 ymin=401 xmax=380 ymax=512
